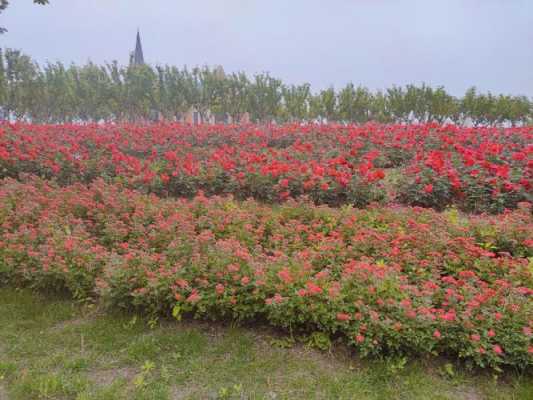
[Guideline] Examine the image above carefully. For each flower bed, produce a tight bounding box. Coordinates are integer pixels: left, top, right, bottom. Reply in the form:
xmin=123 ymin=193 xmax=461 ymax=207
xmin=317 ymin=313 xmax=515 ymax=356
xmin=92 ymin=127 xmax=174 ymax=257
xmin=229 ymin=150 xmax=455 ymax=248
xmin=0 ymin=122 xmax=531 ymax=213
xmin=0 ymin=176 xmax=531 ymax=369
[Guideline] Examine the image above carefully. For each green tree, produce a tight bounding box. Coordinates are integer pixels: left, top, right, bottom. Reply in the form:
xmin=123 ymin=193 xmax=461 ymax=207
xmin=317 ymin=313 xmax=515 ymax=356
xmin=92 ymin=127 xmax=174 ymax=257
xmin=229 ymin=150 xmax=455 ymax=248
xmin=1 ymin=0 xmax=49 ymax=34
xmin=369 ymin=90 xmax=392 ymax=123
xmin=190 ymin=66 xmax=224 ymax=123
xmin=318 ymin=87 xmax=338 ymax=122
xmin=0 ymin=46 xmax=530 ymax=125
xmin=41 ymin=61 xmax=77 ymax=122
xmin=337 ymin=83 xmax=356 ymax=122
xmin=248 ymin=73 xmax=282 ymax=123
xmin=4 ymin=49 xmax=42 ymax=120
xmin=0 ymin=49 xmax=6 ymax=118
xmin=73 ymin=62 xmax=114 ymax=122
xmin=281 ymin=83 xmax=310 ymax=122
xmin=337 ymin=84 xmax=372 ymax=123
xmin=105 ymin=61 xmax=126 ymax=121
xmin=386 ymin=86 xmax=409 ymax=122
xmin=221 ymin=72 xmax=249 ymax=123
xmin=428 ymin=86 xmax=458 ymax=123
xmin=123 ymin=63 xmax=158 ymax=121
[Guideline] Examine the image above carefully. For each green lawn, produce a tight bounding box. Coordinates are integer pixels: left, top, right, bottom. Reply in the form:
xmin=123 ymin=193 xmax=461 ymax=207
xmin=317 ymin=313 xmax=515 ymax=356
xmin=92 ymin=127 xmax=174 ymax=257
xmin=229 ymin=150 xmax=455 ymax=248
xmin=0 ymin=288 xmax=531 ymax=400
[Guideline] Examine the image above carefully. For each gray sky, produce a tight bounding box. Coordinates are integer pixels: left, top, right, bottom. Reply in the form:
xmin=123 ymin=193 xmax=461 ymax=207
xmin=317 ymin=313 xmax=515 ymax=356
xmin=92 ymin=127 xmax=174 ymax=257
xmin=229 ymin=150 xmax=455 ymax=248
xmin=1 ymin=0 xmax=532 ymax=96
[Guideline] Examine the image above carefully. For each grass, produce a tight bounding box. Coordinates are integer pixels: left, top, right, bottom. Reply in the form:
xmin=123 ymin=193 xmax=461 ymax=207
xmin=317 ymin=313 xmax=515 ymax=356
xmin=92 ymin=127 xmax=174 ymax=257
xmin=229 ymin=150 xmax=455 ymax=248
xmin=0 ymin=288 xmax=532 ymax=400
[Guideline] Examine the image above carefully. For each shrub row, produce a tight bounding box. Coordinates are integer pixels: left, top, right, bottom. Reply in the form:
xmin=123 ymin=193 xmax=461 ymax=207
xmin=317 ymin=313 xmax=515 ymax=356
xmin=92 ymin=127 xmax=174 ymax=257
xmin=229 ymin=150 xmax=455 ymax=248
xmin=0 ymin=176 xmax=531 ymax=369
xmin=0 ymin=122 xmax=531 ymax=213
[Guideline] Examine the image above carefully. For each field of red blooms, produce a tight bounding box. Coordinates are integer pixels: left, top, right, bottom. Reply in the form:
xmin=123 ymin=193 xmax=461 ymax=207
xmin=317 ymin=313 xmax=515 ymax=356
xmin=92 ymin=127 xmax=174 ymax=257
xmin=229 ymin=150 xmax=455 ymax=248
xmin=0 ymin=122 xmax=531 ymax=212
xmin=0 ymin=122 xmax=532 ymax=370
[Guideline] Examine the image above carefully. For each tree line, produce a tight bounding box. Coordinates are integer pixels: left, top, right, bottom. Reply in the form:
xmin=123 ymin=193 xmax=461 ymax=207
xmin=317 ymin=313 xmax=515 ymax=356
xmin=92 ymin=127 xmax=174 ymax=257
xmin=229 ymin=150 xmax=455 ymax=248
xmin=0 ymin=48 xmax=531 ymax=125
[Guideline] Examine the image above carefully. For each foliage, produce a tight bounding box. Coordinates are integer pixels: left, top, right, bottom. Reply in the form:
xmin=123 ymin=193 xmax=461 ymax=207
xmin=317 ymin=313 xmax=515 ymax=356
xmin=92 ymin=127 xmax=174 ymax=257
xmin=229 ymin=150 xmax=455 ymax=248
xmin=0 ymin=48 xmax=531 ymax=124
xmin=0 ymin=176 xmax=531 ymax=370
xmin=0 ymin=122 xmax=530 ymax=213
xmin=2 ymin=287 xmax=531 ymax=399
xmin=0 ymin=1 xmax=49 ymax=34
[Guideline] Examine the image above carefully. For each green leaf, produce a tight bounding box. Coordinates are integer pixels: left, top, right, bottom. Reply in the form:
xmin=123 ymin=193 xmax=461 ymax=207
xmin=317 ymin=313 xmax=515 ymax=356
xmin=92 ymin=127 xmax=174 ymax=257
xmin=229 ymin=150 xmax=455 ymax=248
xmin=172 ymin=304 xmax=182 ymax=321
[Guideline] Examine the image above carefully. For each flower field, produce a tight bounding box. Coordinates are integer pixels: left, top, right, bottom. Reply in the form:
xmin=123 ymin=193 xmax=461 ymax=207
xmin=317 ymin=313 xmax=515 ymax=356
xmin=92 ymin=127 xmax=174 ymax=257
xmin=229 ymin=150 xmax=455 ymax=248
xmin=0 ymin=122 xmax=532 ymax=371
xmin=0 ymin=175 xmax=532 ymax=369
xmin=0 ymin=122 xmax=531 ymax=213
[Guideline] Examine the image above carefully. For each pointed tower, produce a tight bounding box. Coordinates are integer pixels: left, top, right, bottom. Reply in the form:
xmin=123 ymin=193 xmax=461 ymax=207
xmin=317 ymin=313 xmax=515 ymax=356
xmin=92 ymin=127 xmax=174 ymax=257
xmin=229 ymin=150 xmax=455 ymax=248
xmin=131 ymin=29 xmax=145 ymax=66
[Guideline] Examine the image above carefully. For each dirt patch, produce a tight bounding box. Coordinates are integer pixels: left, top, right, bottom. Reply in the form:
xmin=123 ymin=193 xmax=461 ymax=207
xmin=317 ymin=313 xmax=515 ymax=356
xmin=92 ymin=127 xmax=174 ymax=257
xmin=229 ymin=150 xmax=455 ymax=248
xmin=251 ymin=329 xmax=356 ymax=371
xmin=0 ymin=385 xmax=8 ymax=400
xmin=170 ymin=384 xmax=199 ymax=400
xmin=88 ymin=367 xmax=137 ymax=387
xmin=447 ymin=386 xmax=483 ymax=400
xmin=50 ymin=317 xmax=90 ymax=332
xmin=159 ymin=318 xmax=227 ymax=342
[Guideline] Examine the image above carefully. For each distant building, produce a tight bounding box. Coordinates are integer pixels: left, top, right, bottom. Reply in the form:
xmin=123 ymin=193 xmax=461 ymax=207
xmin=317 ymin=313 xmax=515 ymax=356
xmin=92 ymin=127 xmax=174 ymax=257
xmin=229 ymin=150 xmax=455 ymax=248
xmin=130 ymin=30 xmax=145 ymax=66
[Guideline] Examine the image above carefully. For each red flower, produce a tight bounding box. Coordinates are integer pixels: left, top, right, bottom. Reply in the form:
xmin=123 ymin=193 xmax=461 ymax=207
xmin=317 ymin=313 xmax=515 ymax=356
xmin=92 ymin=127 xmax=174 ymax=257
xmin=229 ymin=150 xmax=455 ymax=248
xmin=160 ymin=174 xmax=170 ymax=184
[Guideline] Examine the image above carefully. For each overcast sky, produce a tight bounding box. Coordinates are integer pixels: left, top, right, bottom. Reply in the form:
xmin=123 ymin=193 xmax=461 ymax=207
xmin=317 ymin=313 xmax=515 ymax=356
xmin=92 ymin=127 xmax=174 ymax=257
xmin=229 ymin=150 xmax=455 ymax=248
xmin=1 ymin=0 xmax=532 ymax=96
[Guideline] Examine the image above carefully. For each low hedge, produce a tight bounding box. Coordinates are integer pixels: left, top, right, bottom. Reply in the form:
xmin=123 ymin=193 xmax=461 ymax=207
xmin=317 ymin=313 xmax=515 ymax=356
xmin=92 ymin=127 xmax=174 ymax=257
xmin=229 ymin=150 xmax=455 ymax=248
xmin=0 ymin=176 xmax=532 ymax=370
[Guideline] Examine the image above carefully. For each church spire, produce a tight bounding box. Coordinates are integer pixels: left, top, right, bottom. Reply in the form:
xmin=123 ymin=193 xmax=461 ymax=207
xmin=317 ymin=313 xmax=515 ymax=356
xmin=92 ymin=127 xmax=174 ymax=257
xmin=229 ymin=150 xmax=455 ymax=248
xmin=132 ymin=29 xmax=145 ymax=66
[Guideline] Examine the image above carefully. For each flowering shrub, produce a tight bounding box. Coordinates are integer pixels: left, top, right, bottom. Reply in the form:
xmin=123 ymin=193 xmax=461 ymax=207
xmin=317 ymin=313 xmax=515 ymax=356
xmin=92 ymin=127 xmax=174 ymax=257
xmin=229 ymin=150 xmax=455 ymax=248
xmin=0 ymin=122 xmax=530 ymax=213
xmin=0 ymin=176 xmax=531 ymax=369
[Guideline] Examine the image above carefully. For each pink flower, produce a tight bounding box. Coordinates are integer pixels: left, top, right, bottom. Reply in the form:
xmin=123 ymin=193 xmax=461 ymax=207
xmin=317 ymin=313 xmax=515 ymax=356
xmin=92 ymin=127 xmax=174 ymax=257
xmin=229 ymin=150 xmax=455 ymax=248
xmin=355 ymin=334 xmax=365 ymax=343
xmin=64 ymin=238 xmax=74 ymax=252
xmin=424 ymin=184 xmax=433 ymax=194
xmin=336 ymin=313 xmax=350 ymax=322
xmin=493 ymin=345 xmax=503 ymax=355
xmin=273 ymin=293 xmax=285 ymax=304
xmin=433 ymin=330 xmax=442 ymax=339
xmin=306 ymin=282 xmax=323 ymax=295
xmin=186 ymin=290 xmax=201 ymax=303
xmin=277 ymin=268 xmax=293 ymax=284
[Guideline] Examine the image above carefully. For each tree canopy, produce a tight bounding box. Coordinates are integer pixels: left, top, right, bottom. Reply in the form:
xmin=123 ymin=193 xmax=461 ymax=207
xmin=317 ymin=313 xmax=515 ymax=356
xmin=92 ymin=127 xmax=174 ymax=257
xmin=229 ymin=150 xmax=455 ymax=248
xmin=0 ymin=0 xmax=49 ymax=34
xmin=0 ymin=48 xmax=531 ymax=125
